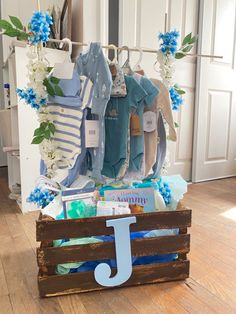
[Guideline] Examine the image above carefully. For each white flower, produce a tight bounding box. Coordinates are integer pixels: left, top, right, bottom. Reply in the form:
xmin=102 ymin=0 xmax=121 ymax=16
xmin=39 ymin=140 xmax=62 ymax=178
xmin=37 ymin=111 xmax=53 ymax=123
xmin=156 ymin=51 xmax=176 ymax=87
xmin=25 ymin=45 xmax=61 ymax=178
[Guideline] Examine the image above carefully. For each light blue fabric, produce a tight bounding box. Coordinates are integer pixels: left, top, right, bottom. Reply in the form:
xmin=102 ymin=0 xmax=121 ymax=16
xmin=162 ymin=175 xmax=188 ymax=210
xmin=40 ymin=77 xmax=93 ymax=186
xmin=102 ymin=76 xmax=147 ymax=178
xmin=77 ymin=43 xmax=112 ymax=116
xmin=77 ymin=43 xmax=112 ymax=180
xmin=48 ymin=69 xmax=81 ymax=106
xmin=60 ymin=108 xmax=89 ymax=186
xmin=55 ymin=230 xmax=178 ymax=274
xmin=129 ymin=76 xmax=159 ymax=172
xmin=40 ymin=70 xmax=83 ymax=178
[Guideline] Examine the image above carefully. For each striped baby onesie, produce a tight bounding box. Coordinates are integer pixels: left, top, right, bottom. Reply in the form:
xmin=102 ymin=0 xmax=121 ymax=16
xmin=46 ymin=102 xmax=83 ymax=169
xmin=40 ymin=70 xmax=94 ymax=182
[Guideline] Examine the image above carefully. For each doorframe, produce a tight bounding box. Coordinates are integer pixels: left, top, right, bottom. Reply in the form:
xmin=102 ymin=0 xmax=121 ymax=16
xmin=192 ymin=0 xmax=204 ymax=183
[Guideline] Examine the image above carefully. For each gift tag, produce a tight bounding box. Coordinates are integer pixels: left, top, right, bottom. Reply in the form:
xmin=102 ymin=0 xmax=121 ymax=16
xmin=143 ymin=111 xmax=157 ymax=132
xmin=85 ymin=120 xmax=99 ymax=147
xmin=130 ymin=113 xmax=142 ymax=136
xmin=53 ymin=62 xmax=75 ymax=79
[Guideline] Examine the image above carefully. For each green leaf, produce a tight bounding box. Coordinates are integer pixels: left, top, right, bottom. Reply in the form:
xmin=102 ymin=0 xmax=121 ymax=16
xmin=182 ymin=32 xmax=192 ymax=46
xmin=17 ymin=31 xmax=28 ymax=40
xmin=47 ymin=67 xmax=53 ymax=73
xmin=174 ymin=122 xmax=179 ymax=128
xmin=44 ymin=130 xmax=51 ymax=140
xmin=9 ymin=16 xmax=23 ymax=30
xmin=40 ymin=122 xmax=47 ymax=130
xmin=33 ymin=128 xmax=44 ymax=136
xmin=43 ymin=78 xmax=55 ymax=96
xmin=182 ymin=45 xmax=193 ymax=53
xmin=31 ymin=136 xmax=44 ymax=144
xmin=176 ymin=89 xmax=185 ymax=95
xmin=50 ymin=76 xmax=60 ymax=84
xmin=48 ymin=123 xmax=56 ymax=135
xmin=175 ymin=52 xmax=186 ymax=59
xmin=189 ymin=35 xmax=198 ymax=44
xmin=0 ymin=19 xmax=12 ymax=30
xmin=4 ymin=28 xmax=20 ymax=37
xmin=54 ymin=85 xmax=64 ymax=97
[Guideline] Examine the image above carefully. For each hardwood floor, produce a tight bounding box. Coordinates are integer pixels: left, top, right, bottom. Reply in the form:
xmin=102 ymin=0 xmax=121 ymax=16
xmin=0 ymin=166 xmax=236 ymax=313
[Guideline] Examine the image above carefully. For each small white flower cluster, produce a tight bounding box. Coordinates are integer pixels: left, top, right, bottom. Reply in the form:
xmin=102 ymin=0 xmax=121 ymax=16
xmin=39 ymin=139 xmax=62 ymax=178
xmin=37 ymin=108 xmax=53 ymax=123
xmin=156 ymin=50 xmax=176 ymax=87
xmin=26 ymin=46 xmax=48 ymax=104
xmin=26 ymin=45 xmax=60 ymax=178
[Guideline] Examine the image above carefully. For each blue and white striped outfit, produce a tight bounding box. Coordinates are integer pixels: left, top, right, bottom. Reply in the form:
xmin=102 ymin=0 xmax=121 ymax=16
xmin=40 ymin=70 xmax=94 ymax=184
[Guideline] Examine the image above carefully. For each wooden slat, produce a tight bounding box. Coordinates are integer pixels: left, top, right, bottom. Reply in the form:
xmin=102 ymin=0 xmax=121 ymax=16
xmin=37 ymin=234 xmax=190 ymax=267
xmin=38 ymin=260 xmax=190 ymax=297
xmin=36 ymin=209 xmax=192 ymax=241
xmin=178 ymin=228 xmax=188 ymax=260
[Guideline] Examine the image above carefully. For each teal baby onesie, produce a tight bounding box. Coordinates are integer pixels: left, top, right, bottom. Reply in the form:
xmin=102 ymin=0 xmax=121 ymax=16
xmin=129 ymin=74 xmax=159 ymax=172
xmin=102 ymin=75 xmax=147 ymax=179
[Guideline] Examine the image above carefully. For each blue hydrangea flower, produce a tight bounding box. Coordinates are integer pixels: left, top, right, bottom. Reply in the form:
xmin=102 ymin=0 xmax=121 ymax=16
xmin=158 ymin=30 xmax=180 ymax=56
xmin=28 ymin=11 xmax=53 ymax=45
xmin=169 ymin=86 xmax=183 ymax=110
xmin=16 ymin=87 xmax=47 ymax=111
xmin=27 ymin=186 xmax=55 ymax=208
xmin=156 ymin=178 xmax=172 ymax=205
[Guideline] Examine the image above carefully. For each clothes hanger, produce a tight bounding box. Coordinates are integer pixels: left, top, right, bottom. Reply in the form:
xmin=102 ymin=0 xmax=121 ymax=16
xmin=107 ymin=44 xmax=119 ymax=81
xmin=153 ymin=51 xmax=161 ymax=73
xmin=119 ymin=45 xmax=134 ymax=75
xmin=59 ymin=37 xmax=73 ymax=61
xmin=108 ymin=44 xmax=118 ymax=63
xmin=133 ymin=46 xmax=143 ymax=71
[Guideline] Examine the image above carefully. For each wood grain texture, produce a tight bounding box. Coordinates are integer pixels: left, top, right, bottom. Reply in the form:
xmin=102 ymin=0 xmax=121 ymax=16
xmin=1 ymin=167 xmax=236 ymax=312
xmin=38 ymin=260 xmax=190 ymax=297
xmin=0 ymin=295 xmax=13 ymax=314
xmin=37 ymin=234 xmax=190 ymax=267
xmin=36 ymin=209 xmax=192 ymax=241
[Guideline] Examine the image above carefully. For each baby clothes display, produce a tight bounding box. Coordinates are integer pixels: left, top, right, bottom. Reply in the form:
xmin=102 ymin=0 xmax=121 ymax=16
xmin=39 ymin=42 xmax=177 ymax=186
xmin=77 ymin=42 xmax=112 ymax=180
xmin=102 ymin=75 xmax=147 ymax=178
xmin=116 ymin=115 xmax=131 ymax=179
xmin=144 ymin=78 xmax=177 ymax=177
xmin=128 ymin=73 xmax=159 ymax=172
xmin=40 ymin=73 xmax=94 ymax=186
xmin=40 ymin=70 xmax=82 ymax=178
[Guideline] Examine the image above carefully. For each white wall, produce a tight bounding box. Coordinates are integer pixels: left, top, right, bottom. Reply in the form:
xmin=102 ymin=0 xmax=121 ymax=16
xmin=1 ymin=0 xmax=63 ymax=60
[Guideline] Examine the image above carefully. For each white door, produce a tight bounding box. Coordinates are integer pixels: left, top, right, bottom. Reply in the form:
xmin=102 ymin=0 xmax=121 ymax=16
xmin=193 ymin=0 xmax=236 ymax=182
xmin=119 ymin=0 xmax=199 ymax=181
xmin=0 ymin=137 xmax=7 ymax=167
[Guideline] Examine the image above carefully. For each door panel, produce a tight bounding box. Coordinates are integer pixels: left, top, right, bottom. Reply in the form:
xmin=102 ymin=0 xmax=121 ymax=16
xmin=119 ymin=0 xmax=199 ymax=180
xmin=193 ymin=0 xmax=236 ymax=181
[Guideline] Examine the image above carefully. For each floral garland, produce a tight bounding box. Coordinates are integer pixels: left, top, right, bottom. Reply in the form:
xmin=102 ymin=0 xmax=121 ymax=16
xmin=158 ymin=30 xmax=197 ymax=111
xmin=0 ymin=12 xmax=64 ymax=177
xmin=157 ymin=31 xmax=197 ymax=174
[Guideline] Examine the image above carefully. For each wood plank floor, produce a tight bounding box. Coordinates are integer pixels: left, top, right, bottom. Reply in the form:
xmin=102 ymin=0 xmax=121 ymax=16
xmin=0 ymin=167 xmax=236 ymax=313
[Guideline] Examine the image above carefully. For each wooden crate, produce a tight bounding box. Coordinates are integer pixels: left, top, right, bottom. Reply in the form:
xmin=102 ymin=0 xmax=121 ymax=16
xmin=36 ymin=206 xmax=191 ymax=297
